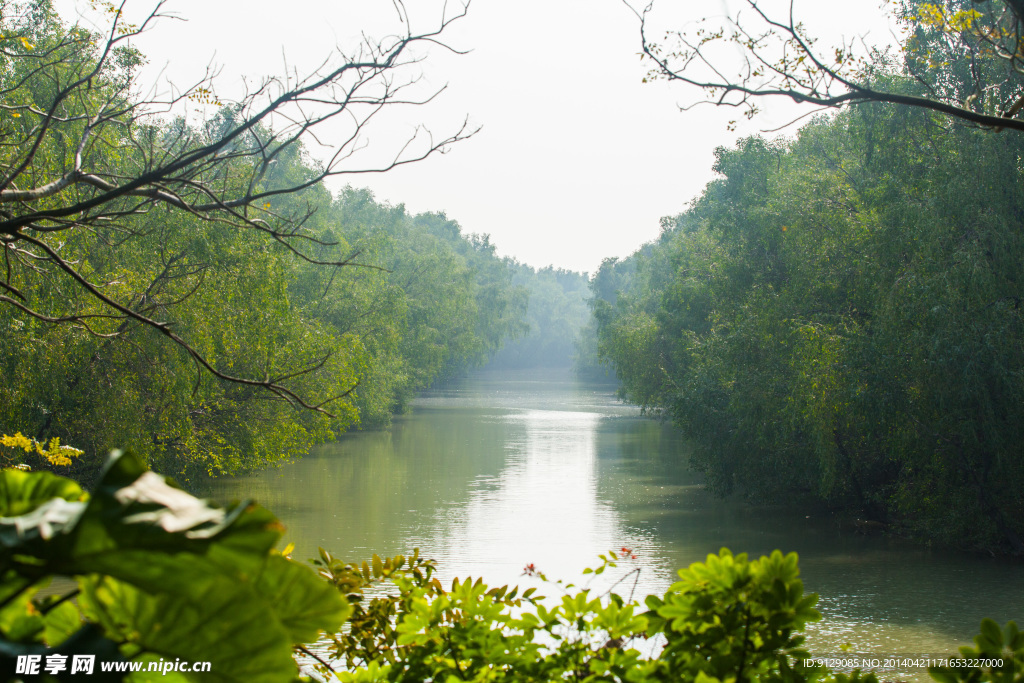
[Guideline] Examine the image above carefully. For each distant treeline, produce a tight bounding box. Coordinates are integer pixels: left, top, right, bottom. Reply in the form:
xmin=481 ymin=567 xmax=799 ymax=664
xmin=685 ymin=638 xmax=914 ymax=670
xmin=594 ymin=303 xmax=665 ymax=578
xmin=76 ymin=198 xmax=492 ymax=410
xmin=590 ymin=106 xmax=1024 ymax=554
xmin=484 ymin=264 xmax=590 ymax=370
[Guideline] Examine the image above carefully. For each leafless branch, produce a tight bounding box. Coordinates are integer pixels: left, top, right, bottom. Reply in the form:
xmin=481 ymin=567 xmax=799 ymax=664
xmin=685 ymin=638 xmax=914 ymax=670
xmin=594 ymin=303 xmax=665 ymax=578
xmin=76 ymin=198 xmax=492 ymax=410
xmin=632 ymin=0 xmax=1024 ymax=132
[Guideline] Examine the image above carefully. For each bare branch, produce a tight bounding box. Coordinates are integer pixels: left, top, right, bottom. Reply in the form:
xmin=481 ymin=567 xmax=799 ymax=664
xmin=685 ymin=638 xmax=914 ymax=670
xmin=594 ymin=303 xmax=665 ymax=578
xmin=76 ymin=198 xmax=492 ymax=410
xmin=633 ymin=0 xmax=1024 ymax=132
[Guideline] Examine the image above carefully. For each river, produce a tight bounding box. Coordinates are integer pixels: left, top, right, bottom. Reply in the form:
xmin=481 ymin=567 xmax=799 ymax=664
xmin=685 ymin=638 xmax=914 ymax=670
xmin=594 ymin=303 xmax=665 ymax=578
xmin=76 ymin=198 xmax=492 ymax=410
xmin=199 ymin=369 xmax=1023 ymax=680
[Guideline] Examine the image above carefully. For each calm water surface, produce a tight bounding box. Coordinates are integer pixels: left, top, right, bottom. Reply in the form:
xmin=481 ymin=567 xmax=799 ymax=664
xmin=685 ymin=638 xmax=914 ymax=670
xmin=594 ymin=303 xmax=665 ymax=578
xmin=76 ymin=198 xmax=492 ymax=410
xmin=201 ymin=370 xmax=1023 ymax=680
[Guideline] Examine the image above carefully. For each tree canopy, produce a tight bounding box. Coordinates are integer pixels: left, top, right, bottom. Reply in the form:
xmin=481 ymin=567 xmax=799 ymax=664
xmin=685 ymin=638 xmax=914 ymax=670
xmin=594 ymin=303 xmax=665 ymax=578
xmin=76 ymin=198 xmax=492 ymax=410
xmin=0 ymin=1 xmax=526 ymax=480
xmin=592 ymin=101 xmax=1024 ymax=554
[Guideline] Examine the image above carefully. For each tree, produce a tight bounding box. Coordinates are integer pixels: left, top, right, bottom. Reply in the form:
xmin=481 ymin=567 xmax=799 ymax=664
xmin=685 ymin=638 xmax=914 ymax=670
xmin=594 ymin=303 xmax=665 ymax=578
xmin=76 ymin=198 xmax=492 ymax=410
xmin=0 ymin=0 xmax=474 ymax=416
xmin=591 ymin=101 xmax=1024 ymax=553
xmin=632 ymin=0 xmax=1024 ymax=132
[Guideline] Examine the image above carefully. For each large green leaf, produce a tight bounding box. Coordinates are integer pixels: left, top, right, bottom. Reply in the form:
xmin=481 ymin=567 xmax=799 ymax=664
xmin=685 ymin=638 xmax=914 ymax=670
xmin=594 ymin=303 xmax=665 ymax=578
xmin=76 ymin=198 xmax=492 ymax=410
xmin=2 ymin=452 xmax=280 ymax=584
xmin=0 ymin=622 xmax=126 ymax=683
xmin=252 ymin=554 xmax=350 ymax=643
xmin=0 ymin=468 xmax=86 ymax=517
xmin=0 ymin=579 xmax=44 ymax=642
xmin=0 ymin=497 xmax=88 ymax=563
xmin=0 ymin=469 xmax=87 ymax=567
xmin=74 ymin=451 xmax=279 ymax=558
xmin=1 ymin=454 xmax=346 ymax=682
xmin=81 ymin=576 xmax=300 ymax=683
xmin=41 ymin=598 xmax=82 ymax=648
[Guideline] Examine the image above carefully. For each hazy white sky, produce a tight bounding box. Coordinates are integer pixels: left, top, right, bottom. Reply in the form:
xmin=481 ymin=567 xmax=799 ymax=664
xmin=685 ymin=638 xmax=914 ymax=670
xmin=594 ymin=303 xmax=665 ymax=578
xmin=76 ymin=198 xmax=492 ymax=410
xmin=62 ymin=0 xmax=901 ymax=273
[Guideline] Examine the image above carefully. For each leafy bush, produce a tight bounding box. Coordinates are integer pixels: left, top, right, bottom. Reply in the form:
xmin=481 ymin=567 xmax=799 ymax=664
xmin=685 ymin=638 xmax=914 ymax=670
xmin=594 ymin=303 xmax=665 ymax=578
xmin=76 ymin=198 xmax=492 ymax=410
xmin=315 ymin=547 xmax=826 ymax=683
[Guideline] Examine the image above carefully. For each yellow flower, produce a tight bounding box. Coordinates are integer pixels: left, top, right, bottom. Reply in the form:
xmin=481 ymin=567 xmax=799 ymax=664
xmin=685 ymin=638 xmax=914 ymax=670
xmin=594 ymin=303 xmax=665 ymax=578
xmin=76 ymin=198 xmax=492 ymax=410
xmin=1 ymin=432 xmax=33 ymax=452
xmin=1 ymin=432 xmax=84 ymax=466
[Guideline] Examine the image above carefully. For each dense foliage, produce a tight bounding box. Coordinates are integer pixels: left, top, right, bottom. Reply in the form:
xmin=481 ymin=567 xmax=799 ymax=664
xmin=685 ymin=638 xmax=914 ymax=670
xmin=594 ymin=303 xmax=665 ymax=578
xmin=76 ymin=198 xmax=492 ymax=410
xmin=317 ymin=547 xmax=827 ymax=683
xmin=3 ymin=461 xmax=1022 ymax=682
xmin=0 ymin=3 xmax=525 ymax=481
xmin=0 ymin=181 xmax=524 ymax=482
xmin=592 ymin=102 xmax=1024 ymax=553
xmin=589 ymin=0 xmax=1024 ymax=556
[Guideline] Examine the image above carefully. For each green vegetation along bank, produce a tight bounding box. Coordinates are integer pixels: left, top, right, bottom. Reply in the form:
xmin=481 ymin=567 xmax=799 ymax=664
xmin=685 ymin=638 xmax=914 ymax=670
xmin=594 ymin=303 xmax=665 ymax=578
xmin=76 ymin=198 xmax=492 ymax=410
xmin=586 ymin=0 xmax=1024 ymax=557
xmin=590 ymin=88 xmax=1024 ymax=555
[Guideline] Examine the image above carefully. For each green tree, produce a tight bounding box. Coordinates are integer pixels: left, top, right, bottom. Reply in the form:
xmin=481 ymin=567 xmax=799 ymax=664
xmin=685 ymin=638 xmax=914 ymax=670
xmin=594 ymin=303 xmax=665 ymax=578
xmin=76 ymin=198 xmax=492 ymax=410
xmin=0 ymin=0 xmax=470 ymax=412
xmin=592 ymin=101 xmax=1024 ymax=553
xmin=0 ymin=2 xmax=535 ymax=479
xmin=487 ymin=263 xmax=589 ymax=370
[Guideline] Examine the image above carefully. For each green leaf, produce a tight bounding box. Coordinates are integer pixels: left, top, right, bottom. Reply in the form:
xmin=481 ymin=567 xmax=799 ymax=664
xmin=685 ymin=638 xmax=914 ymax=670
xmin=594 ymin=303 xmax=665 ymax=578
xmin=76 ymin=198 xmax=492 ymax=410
xmin=1006 ymin=621 xmax=1023 ymax=651
xmin=3 ymin=452 xmax=281 ymax=589
xmin=252 ymin=554 xmax=350 ymax=643
xmin=0 ymin=454 xmax=338 ymax=682
xmin=42 ymin=598 xmax=82 ymax=647
xmin=978 ymin=618 xmax=1004 ymax=651
xmin=928 ymin=666 xmax=960 ymax=683
xmin=0 ymin=582 xmax=43 ymax=642
xmin=81 ymin=576 xmax=298 ymax=683
xmin=0 ymin=468 xmax=86 ymax=517
xmin=125 ymin=653 xmax=194 ymax=683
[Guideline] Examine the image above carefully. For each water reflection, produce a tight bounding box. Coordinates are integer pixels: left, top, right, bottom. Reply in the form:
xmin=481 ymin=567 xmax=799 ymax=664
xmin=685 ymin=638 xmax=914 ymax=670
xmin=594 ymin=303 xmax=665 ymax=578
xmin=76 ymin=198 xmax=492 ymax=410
xmin=200 ymin=369 xmax=1023 ymax=681
xmin=423 ymin=409 xmax=621 ymax=588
